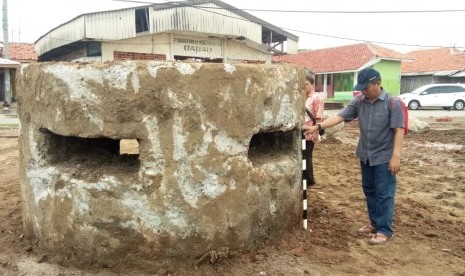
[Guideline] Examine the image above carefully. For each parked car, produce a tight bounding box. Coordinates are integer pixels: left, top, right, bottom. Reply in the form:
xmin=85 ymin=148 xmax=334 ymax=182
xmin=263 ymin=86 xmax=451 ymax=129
xmin=399 ymin=84 xmax=465 ymax=110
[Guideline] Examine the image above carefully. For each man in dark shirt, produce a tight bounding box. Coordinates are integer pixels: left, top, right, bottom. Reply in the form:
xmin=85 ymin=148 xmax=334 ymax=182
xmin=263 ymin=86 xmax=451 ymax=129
xmin=303 ymin=68 xmax=405 ymax=244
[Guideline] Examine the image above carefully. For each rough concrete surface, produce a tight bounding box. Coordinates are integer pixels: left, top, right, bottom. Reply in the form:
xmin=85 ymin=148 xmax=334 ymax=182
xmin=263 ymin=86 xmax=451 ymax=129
xmin=16 ymin=61 xmax=305 ymax=268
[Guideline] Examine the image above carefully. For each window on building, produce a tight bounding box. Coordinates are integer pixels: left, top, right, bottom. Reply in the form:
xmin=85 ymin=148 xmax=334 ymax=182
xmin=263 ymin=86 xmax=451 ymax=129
xmin=316 ymin=75 xmax=322 ymax=86
xmin=334 ymin=73 xmax=354 ymax=92
xmin=135 ymin=8 xmax=149 ymax=33
xmin=87 ymin=42 xmax=102 ymax=57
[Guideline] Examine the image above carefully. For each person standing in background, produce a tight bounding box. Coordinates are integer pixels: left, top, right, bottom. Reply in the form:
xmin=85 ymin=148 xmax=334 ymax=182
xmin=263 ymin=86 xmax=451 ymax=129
xmin=303 ymin=72 xmax=324 ymax=186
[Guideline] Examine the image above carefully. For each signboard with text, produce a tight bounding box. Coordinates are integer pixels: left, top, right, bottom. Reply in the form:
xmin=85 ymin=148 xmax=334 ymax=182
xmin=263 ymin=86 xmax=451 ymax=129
xmin=173 ymin=37 xmax=222 ymax=58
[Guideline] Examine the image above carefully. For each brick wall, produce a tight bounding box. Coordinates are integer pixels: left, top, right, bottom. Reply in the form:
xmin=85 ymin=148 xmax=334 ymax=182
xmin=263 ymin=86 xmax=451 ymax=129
xmin=242 ymin=60 xmax=266 ymax=64
xmin=114 ymin=51 xmax=166 ymax=61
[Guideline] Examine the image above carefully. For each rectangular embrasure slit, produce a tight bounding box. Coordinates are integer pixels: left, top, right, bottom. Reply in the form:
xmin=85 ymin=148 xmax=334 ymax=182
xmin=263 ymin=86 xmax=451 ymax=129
xmin=38 ymin=128 xmax=140 ymax=172
xmin=247 ymin=130 xmax=296 ymax=166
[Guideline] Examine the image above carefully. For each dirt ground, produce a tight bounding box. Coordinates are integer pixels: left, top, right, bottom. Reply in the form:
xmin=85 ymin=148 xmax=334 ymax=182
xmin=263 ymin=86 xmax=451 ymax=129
xmin=1 ymin=117 xmax=464 ymax=276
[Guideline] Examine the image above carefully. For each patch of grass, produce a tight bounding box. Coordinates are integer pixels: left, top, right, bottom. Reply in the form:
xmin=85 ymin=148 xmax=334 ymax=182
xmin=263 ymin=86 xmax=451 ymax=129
xmin=324 ymin=99 xmax=350 ymax=106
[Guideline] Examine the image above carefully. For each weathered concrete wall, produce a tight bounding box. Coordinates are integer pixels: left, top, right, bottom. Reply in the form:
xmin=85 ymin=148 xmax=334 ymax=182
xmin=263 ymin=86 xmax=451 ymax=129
xmin=16 ymin=61 xmax=305 ymax=267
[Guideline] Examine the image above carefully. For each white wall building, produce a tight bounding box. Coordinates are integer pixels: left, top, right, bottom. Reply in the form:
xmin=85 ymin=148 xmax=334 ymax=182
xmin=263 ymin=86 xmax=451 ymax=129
xmin=35 ymin=0 xmax=299 ymax=64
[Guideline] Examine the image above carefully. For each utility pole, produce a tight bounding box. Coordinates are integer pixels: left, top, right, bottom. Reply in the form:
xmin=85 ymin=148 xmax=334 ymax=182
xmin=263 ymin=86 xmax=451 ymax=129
xmin=2 ymin=0 xmax=11 ymax=106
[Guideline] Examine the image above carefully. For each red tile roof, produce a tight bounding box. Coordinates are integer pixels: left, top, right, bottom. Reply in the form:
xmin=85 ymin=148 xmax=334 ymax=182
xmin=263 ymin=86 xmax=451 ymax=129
xmin=401 ymin=47 xmax=465 ymax=74
xmin=1 ymin=43 xmax=38 ymax=62
xmin=273 ymin=43 xmax=409 ymax=73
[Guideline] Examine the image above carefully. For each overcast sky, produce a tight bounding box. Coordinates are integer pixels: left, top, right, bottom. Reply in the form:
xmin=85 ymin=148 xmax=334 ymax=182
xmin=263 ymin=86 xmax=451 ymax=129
xmin=5 ymin=0 xmax=465 ymax=53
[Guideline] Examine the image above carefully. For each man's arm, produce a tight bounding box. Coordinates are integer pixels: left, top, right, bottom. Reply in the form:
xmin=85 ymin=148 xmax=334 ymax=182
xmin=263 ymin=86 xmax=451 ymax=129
xmin=303 ymin=114 xmax=345 ymax=136
xmin=389 ymin=127 xmax=404 ymax=175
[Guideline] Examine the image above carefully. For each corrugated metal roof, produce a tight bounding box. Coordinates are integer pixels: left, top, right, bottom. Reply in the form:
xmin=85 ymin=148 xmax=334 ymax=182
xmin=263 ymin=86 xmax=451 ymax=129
xmin=85 ymin=9 xmax=136 ymax=39
xmin=35 ymin=17 xmax=86 ymax=56
xmin=151 ymin=3 xmax=261 ymax=42
xmin=34 ymin=0 xmax=298 ymax=57
xmin=203 ymin=0 xmax=298 ymax=42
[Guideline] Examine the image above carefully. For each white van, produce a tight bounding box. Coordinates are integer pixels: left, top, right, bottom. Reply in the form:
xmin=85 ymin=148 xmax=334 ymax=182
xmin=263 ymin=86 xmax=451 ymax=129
xmin=399 ymin=83 xmax=465 ymax=110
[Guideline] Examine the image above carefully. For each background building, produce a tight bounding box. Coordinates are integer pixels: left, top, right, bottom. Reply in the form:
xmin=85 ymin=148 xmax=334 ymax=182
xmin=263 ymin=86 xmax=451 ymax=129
xmin=1 ymin=43 xmax=37 ymax=103
xmin=34 ymin=0 xmax=298 ymax=63
xmin=401 ymin=47 xmax=465 ymax=94
xmin=274 ymin=43 xmax=410 ymax=101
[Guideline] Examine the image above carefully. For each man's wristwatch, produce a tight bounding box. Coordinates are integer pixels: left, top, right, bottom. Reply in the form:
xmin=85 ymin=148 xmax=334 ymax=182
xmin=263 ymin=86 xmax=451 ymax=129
xmin=317 ymin=123 xmax=323 ymax=130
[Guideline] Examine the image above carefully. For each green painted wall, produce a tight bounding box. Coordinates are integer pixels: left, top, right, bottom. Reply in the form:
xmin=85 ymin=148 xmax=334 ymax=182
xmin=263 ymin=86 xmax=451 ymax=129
xmin=372 ymin=61 xmax=401 ymax=96
xmin=331 ymin=91 xmax=354 ymax=101
xmin=330 ymin=60 xmax=402 ymax=101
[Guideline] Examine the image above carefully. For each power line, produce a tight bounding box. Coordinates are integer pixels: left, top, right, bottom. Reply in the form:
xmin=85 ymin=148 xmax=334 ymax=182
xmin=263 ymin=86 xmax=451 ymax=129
xmin=285 ymin=28 xmax=453 ymax=49
xmin=188 ymin=7 xmax=465 ymax=14
xmin=83 ymin=0 xmax=464 ymax=50
xmin=113 ymin=0 xmax=465 ymax=14
xmin=41 ymin=27 xmax=460 ymax=50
